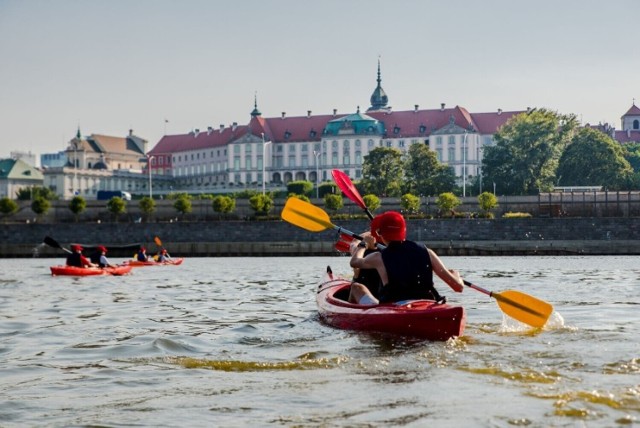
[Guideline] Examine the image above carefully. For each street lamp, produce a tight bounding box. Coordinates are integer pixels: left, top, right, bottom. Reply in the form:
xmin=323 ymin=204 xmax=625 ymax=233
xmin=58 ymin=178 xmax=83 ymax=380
xmin=147 ymin=154 xmax=154 ymax=199
xmin=462 ymin=131 xmax=468 ymax=197
xmin=261 ymin=133 xmax=271 ymax=196
xmin=313 ymin=150 xmax=320 ymax=199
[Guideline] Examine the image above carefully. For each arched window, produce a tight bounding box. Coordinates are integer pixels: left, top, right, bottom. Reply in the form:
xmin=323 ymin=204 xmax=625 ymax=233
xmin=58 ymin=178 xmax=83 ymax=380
xmin=634 ymin=119 xmax=639 ymax=130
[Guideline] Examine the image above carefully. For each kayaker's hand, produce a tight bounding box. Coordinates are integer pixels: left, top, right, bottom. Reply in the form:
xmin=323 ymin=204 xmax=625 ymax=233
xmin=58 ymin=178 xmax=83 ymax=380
xmin=449 ymin=269 xmax=464 ymax=288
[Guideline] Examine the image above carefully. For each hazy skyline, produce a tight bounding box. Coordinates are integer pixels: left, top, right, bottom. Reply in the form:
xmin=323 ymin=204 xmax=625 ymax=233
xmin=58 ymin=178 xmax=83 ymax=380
xmin=1 ymin=0 xmax=639 ymax=161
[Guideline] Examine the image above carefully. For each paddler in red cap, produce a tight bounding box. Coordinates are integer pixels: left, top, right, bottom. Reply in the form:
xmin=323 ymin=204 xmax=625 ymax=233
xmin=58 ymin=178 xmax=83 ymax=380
xmin=90 ymin=245 xmax=115 ymax=268
xmin=66 ymin=244 xmax=96 ymax=268
xmin=349 ymin=211 xmax=464 ymax=305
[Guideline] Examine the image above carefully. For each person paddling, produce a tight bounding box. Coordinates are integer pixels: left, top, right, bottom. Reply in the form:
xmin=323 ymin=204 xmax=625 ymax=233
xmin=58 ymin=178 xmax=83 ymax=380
xmin=90 ymin=245 xmax=115 ymax=268
xmin=136 ymin=246 xmax=149 ymax=262
xmin=349 ymin=211 xmax=464 ymax=305
xmin=66 ymin=245 xmax=96 ymax=268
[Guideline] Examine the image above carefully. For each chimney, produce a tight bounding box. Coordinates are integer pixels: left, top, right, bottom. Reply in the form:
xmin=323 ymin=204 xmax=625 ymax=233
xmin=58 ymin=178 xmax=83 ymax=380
xmin=219 ymin=124 xmax=224 ymax=133
xmin=527 ymin=107 xmax=531 ymax=113
xmin=282 ymin=112 xmax=286 ymax=119
xmin=498 ymin=108 xmax=502 ymax=115
xmin=129 ymin=129 xmax=133 ymax=136
xmin=232 ymin=122 xmax=238 ymax=131
xmin=333 ymin=109 xmax=337 ymax=117
xmin=207 ymin=126 xmax=212 ymax=135
xmin=307 ymin=110 xmax=312 ymax=118
xmin=414 ymin=104 xmax=419 ymax=112
xmin=440 ymin=103 xmax=445 ymax=111
xmin=194 ymin=129 xmax=200 ymax=137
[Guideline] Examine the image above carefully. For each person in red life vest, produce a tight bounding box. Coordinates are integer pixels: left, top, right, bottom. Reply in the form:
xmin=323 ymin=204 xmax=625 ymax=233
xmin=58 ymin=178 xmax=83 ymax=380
xmin=90 ymin=245 xmax=115 ymax=268
xmin=66 ymin=245 xmax=96 ymax=268
xmin=349 ymin=211 xmax=464 ymax=305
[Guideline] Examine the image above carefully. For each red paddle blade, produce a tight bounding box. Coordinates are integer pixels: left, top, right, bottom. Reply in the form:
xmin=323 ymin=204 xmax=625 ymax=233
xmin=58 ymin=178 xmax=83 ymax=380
xmin=332 ymin=169 xmax=366 ymax=210
xmin=334 ymin=240 xmax=351 ymax=252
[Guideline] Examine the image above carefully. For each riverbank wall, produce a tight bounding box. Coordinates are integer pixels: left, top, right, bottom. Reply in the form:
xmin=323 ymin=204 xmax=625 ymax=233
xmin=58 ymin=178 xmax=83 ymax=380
xmin=3 ymin=217 xmax=639 ymax=257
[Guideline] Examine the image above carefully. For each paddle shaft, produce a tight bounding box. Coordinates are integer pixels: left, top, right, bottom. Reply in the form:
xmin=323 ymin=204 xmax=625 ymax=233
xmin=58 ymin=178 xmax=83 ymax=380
xmin=43 ymin=236 xmax=72 ymax=253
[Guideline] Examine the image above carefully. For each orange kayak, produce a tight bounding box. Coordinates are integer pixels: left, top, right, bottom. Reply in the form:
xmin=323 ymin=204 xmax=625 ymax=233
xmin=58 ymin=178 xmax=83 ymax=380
xmin=125 ymin=257 xmax=184 ymax=267
xmin=50 ymin=265 xmax=132 ymax=276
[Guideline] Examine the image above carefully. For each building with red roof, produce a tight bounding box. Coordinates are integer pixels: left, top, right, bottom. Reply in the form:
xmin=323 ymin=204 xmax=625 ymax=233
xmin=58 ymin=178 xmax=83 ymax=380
xmin=147 ymin=63 xmax=524 ymax=195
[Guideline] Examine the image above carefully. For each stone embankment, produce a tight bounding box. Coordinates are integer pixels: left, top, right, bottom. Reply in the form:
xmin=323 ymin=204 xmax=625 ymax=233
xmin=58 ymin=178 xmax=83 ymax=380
xmin=2 ymin=217 xmax=639 ymax=258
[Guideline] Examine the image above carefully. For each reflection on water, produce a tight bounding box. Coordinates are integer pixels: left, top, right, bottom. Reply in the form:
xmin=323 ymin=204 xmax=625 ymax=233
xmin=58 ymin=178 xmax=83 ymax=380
xmin=0 ymin=256 xmax=638 ymax=427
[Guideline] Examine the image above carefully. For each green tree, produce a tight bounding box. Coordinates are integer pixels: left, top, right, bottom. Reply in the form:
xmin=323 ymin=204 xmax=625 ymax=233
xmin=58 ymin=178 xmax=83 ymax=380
xmin=400 ymin=193 xmax=420 ymax=214
xmin=68 ymin=196 xmax=87 ymax=222
xmin=482 ymin=109 xmax=578 ymax=195
xmin=173 ymin=196 xmax=192 ymax=217
xmin=324 ymin=193 xmax=343 ymax=212
xmin=361 ymin=147 xmax=404 ymax=197
xmin=318 ymin=182 xmax=339 ymax=198
xmin=249 ymin=194 xmax=273 ymax=215
xmin=477 ymin=192 xmax=498 ymax=218
xmin=362 ymin=194 xmax=381 ymax=213
xmin=0 ymin=197 xmax=18 ymax=220
xmin=139 ymin=196 xmax=156 ymax=222
xmin=557 ymin=127 xmax=633 ymax=190
xmin=404 ymin=143 xmax=456 ymax=195
xmin=16 ymin=186 xmax=57 ymax=201
xmin=212 ymin=195 xmax=236 ymax=217
xmin=107 ymin=196 xmax=127 ymax=222
xmin=436 ymin=192 xmax=460 ymax=216
xmin=31 ymin=196 xmax=51 ymax=218
xmin=286 ymin=180 xmax=314 ymax=196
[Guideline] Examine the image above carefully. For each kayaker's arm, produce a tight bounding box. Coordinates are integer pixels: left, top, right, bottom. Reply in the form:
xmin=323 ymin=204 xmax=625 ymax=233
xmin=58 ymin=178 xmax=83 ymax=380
xmin=428 ymin=248 xmax=464 ymax=293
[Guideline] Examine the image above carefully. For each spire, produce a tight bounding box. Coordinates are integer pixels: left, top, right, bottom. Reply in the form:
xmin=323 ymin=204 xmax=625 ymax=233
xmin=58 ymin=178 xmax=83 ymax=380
xmin=250 ymin=92 xmax=262 ymax=117
xmin=367 ymin=57 xmax=389 ymax=112
xmin=76 ymin=127 xmax=81 ymax=140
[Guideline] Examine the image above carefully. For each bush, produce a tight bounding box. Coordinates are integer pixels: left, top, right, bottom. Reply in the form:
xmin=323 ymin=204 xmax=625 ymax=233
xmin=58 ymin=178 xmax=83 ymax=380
xmin=362 ymin=194 xmax=381 ymax=213
xmin=502 ymin=212 xmax=532 ymax=218
xmin=69 ymin=196 xmax=87 ymax=221
xmin=324 ymin=193 xmax=343 ymax=212
xmin=400 ymin=193 xmax=420 ymax=214
xmin=287 ymin=180 xmax=313 ymax=196
xmin=212 ymin=195 xmax=236 ymax=216
xmin=0 ymin=197 xmax=18 ymax=217
xmin=249 ymin=194 xmax=273 ymax=215
xmin=31 ymin=197 xmax=51 ymax=216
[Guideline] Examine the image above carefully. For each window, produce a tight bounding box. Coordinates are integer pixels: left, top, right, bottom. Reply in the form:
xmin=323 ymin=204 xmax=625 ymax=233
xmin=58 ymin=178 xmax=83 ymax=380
xmin=331 ymin=152 xmax=338 ymax=165
xmin=448 ymin=136 xmax=455 ymax=145
xmin=355 ymin=139 xmax=361 ymax=148
xmin=246 ymin=158 xmax=252 ymax=169
xmin=288 ymin=155 xmax=295 ymax=167
xmin=234 ymin=157 xmax=240 ymax=171
xmin=343 ymin=140 xmax=350 ymax=150
xmin=398 ymin=140 xmax=405 ymax=148
xmin=302 ymin=144 xmax=308 ymax=152
xmin=634 ymin=119 xmax=639 ymax=130
xmin=332 ymin=140 xmax=338 ymax=149
xmin=343 ymin=154 xmax=350 ymax=165
xmin=436 ymin=149 xmax=442 ymax=161
xmin=448 ymin=147 xmax=455 ymax=161
xmin=234 ymin=145 xmax=240 ymax=154
xmin=368 ymin=139 xmax=375 ymax=148
xmin=355 ymin=151 xmax=362 ymax=163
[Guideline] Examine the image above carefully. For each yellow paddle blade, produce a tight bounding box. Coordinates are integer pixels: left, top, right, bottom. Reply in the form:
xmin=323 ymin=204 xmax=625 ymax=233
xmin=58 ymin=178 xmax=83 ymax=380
xmin=281 ymin=197 xmax=335 ymax=232
xmin=493 ymin=290 xmax=554 ymax=328
xmin=154 ymin=236 xmax=162 ymax=247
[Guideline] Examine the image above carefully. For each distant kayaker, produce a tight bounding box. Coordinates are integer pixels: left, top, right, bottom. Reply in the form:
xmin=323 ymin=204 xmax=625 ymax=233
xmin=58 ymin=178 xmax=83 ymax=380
xmin=90 ymin=245 xmax=115 ymax=268
xmin=349 ymin=211 xmax=464 ymax=305
xmin=136 ymin=246 xmax=149 ymax=262
xmin=66 ymin=245 xmax=96 ymax=268
xmin=157 ymin=248 xmax=172 ymax=262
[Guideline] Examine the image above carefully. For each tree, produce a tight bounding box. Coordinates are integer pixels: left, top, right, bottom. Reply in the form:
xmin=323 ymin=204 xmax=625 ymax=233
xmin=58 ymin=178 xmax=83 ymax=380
xmin=361 ymin=147 xmax=404 ymax=197
xmin=324 ymin=193 xmax=343 ymax=212
xmin=557 ymin=127 xmax=633 ymax=190
xmin=477 ymin=192 xmax=498 ymax=218
xmin=107 ymin=196 xmax=126 ymax=222
xmin=0 ymin=197 xmax=18 ymax=220
xmin=68 ymin=196 xmax=87 ymax=222
xmin=173 ymin=196 xmax=192 ymax=217
xmin=16 ymin=186 xmax=57 ymax=201
xmin=139 ymin=196 xmax=156 ymax=222
xmin=212 ymin=195 xmax=235 ymax=217
xmin=404 ymin=143 xmax=456 ymax=195
xmin=31 ymin=196 xmax=50 ymax=217
xmin=400 ymin=193 xmax=420 ymax=214
xmin=249 ymin=194 xmax=273 ymax=215
xmin=482 ymin=109 xmax=578 ymax=195
xmin=286 ymin=180 xmax=313 ymax=196
xmin=362 ymin=194 xmax=381 ymax=213
xmin=436 ymin=192 xmax=460 ymax=217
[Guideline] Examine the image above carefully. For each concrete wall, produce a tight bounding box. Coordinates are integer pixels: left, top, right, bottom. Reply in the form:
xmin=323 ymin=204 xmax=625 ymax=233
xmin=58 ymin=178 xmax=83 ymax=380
xmin=3 ymin=217 xmax=640 ymax=257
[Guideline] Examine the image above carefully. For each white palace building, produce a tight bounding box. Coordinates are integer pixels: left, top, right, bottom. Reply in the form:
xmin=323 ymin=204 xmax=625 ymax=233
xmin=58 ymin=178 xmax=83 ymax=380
xmin=39 ymin=62 xmax=640 ymax=199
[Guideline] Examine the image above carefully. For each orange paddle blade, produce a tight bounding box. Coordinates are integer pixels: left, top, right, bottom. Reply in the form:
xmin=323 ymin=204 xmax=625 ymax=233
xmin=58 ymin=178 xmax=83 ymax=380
xmin=493 ymin=290 xmax=554 ymax=328
xmin=281 ymin=197 xmax=335 ymax=232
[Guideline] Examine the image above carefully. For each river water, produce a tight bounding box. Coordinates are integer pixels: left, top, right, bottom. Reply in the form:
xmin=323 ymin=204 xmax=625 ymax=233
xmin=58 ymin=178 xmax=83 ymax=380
xmin=0 ymin=254 xmax=638 ymax=427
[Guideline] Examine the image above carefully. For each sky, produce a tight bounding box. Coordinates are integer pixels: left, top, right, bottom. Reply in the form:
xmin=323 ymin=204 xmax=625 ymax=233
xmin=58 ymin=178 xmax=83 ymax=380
xmin=1 ymin=0 xmax=639 ymax=163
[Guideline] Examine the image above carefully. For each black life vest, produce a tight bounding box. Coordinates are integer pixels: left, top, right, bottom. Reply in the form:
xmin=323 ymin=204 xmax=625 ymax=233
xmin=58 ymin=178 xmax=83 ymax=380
xmin=353 ymin=248 xmax=382 ymax=298
xmin=379 ymin=241 xmax=442 ymax=303
xmin=66 ymin=252 xmax=83 ymax=267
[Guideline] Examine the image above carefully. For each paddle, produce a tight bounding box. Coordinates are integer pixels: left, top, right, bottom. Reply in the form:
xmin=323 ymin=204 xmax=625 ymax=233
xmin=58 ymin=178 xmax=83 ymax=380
xmin=43 ymin=236 xmax=72 ymax=254
xmin=331 ymin=169 xmax=374 ymax=220
xmin=283 ymin=196 xmax=553 ymax=328
xmin=154 ymin=236 xmax=163 ymax=247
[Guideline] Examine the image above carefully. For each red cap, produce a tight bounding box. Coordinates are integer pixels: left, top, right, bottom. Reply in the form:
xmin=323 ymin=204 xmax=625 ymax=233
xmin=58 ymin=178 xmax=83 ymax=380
xmin=140 ymin=246 xmax=146 ymax=251
xmin=71 ymin=244 xmax=83 ymax=252
xmin=97 ymin=245 xmax=107 ymax=253
xmin=371 ymin=211 xmax=406 ymax=241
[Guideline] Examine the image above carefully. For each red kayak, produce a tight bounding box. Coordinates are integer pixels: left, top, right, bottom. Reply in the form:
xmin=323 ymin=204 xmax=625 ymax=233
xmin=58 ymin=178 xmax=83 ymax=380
xmin=50 ymin=265 xmax=132 ymax=276
xmin=316 ymin=268 xmax=466 ymax=341
xmin=125 ymin=257 xmax=184 ymax=267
